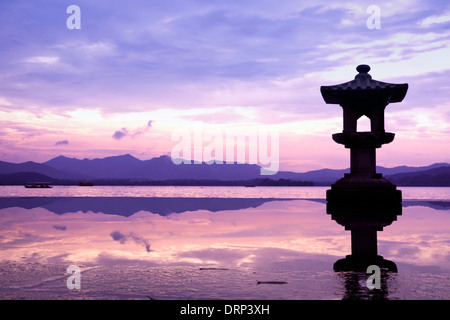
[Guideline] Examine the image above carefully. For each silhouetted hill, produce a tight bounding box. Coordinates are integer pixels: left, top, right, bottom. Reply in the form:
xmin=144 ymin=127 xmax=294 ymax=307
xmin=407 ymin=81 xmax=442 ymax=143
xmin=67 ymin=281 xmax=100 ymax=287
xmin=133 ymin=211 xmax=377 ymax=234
xmin=40 ymin=154 xmax=450 ymax=183
xmin=43 ymin=154 xmax=142 ymax=179
xmin=0 ymin=154 xmax=448 ymax=186
xmin=386 ymin=166 xmax=450 ymax=186
xmin=0 ymin=160 xmax=85 ymax=180
xmin=273 ymin=168 xmax=348 ymax=184
xmin=0 ymin=172 xmax=55 ymax=185
xmin=273 ymin=163 xmax=450 ymax=184
xmin=378 ymin=163 xmax=449 ymax=175
xmin=43 ymin=154 xmax=267 ymax=181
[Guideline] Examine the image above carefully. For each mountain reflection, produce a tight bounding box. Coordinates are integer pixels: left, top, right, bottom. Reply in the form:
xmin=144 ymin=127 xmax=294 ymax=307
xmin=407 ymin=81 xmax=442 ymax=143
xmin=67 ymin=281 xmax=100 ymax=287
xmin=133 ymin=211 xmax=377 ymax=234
xmin=0 ymin=196 xmax=448 ymax=300
xmin=0 ymin=197 xmax=294 ymax=216
xmin=0 ymin=197 xmax=447 ymax=217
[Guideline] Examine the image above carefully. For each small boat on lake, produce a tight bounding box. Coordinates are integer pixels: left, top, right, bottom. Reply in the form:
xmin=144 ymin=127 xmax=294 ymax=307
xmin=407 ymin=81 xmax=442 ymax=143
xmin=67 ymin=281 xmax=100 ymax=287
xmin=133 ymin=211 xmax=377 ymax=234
xmin=79 ymin=181 xmax=94 ymax=186
xmin=24 ymin=182 xmax=52 ymax=188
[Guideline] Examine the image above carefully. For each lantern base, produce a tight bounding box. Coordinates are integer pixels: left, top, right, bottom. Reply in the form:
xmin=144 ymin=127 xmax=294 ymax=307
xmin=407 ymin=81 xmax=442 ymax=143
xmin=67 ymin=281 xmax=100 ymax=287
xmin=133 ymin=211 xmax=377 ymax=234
xmin=333 ymin=255 xmax=397 ymax=272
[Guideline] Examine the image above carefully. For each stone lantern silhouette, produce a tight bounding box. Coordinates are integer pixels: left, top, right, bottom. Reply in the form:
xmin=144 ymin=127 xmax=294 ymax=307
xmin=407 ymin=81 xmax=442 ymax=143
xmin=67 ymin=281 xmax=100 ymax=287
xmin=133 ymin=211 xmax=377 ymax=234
xmin=321 ymin=65 xmax=408 ymax=272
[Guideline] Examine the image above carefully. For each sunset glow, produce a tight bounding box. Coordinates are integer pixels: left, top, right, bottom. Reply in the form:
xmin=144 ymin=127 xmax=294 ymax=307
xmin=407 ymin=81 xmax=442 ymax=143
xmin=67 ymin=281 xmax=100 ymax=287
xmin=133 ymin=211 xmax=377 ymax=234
xmin=1 ymin=0 xmax=449 ymax=171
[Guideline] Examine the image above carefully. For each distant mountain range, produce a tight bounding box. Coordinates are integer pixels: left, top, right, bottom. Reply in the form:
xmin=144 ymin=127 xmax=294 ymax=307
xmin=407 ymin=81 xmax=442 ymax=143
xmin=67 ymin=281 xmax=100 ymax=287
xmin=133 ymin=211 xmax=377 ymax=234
xmin=0 ymin=154 xmax=449 ymax=186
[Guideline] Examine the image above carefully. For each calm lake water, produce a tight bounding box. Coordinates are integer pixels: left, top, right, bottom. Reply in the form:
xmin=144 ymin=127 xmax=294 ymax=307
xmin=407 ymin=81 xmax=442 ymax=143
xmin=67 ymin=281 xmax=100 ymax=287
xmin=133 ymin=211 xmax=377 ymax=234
xmin=1 ymin=185 xmax=450 ymax=200
xmin=0 ymin=186 xmax=449 ymax=300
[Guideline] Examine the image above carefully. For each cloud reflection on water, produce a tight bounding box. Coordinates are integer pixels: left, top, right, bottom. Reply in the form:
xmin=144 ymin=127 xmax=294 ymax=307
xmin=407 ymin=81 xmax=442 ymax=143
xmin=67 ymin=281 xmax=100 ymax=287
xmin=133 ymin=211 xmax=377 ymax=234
xmin=0 ymin=198 xmax=448 ymax=274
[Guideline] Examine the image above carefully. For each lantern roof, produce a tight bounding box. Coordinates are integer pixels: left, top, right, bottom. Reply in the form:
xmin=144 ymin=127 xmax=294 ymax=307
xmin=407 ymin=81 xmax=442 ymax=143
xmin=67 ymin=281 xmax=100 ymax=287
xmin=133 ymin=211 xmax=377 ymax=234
xmin=320 ymin=65 xmax=408 ymax=105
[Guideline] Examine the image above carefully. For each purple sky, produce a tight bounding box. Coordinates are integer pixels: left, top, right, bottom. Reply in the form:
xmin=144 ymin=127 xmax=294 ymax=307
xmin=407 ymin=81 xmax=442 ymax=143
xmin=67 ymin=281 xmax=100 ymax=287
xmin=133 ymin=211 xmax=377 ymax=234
xmin=0 ymin=0 xmax=449 ymax=171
